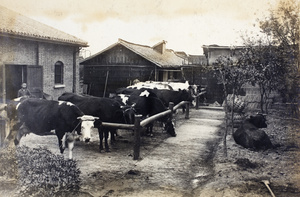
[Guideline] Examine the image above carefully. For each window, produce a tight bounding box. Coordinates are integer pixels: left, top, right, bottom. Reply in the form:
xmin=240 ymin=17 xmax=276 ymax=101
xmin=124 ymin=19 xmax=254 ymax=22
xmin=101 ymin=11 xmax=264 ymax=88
xmin=54 ymin=61 xmax=64 ymax=84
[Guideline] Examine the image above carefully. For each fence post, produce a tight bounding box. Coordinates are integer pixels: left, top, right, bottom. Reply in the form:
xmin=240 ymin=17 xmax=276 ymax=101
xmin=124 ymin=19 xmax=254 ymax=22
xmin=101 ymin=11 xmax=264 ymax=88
xmin=133 ymin=114 xmax=142 ymax=160
xmin=185 ymin=102 xmax=190 ymax=119
xmin=169 ymin=102 xmax=174 ymax=118
xmin=168 ymin=102 xmax=175 ymax=127
xmin=195 ymin=95 xmax=199 ymax=110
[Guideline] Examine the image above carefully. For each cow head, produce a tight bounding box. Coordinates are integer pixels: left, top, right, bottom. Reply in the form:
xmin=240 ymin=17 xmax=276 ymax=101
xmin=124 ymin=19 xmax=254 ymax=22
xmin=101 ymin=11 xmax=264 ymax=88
xmin=248 ymin=113 xmax=267 ymax=128
xmin=121 ymin=105 xmax=136 ymax=124
xmin=7 ymin=122 xmax=30 ymax=145
xmin=77 ymin=115 xmax=99 ymax=142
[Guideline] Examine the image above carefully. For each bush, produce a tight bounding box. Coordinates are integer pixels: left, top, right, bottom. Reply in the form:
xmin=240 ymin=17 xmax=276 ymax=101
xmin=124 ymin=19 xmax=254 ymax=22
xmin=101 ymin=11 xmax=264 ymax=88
xmin=0 ymin=146 xmax=81 ymax=196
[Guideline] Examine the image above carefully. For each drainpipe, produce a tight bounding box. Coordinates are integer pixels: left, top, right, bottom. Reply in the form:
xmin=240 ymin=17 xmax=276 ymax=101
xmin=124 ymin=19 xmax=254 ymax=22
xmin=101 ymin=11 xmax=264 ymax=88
xmin=72 ymin=47 xmax=78 ymax=93
xmin=36 ymin=42 xmax=39 ymax=66
xmin=2 ymin=63 xmax=5 ymax=104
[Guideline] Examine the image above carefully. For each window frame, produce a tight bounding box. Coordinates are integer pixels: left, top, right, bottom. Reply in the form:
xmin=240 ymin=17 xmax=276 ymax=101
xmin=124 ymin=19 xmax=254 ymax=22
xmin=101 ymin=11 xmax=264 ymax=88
xmin=54 ymin=61 xmax=64 ymax=85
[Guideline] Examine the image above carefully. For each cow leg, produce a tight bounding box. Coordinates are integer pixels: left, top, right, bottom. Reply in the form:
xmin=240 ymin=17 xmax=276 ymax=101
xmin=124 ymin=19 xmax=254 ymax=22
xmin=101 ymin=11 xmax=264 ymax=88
xmin=110 ymin=129 xmax=117 ymax=144
xmin=181 ymin=106 xmax=186 ymax=113
xmin=59 ymin=134 xmax=66 ymax=154
xmin=146 ymin=123 xmax=154 ymax=137
xmin=67 ymin=140 xmax=75 ymax=159
xmin=104 ymin=130 xmax=110 ymax=152
xmin=98 ymin=128 xmax=104 ymax=152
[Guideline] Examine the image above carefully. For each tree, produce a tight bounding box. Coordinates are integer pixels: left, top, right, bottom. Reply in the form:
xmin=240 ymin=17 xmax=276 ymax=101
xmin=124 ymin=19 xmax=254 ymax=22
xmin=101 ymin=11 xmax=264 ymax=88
xmin=240 ymin=0 xmax=299 ymax=114
xmin=259 ymin=0 xmax=300 ymax=114
xmin=213 ymin=55 xmax=247 ymax=157
xmin=240 ymin=37 xmax=286 ymax=113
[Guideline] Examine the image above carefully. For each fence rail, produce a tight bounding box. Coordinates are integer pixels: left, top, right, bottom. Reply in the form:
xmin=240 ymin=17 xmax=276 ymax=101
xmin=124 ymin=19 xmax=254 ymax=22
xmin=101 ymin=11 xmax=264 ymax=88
xmin=1 ymin=96 xmax=199 ymax=159
xmin=100 ymin=101 xmax=191 ymax=160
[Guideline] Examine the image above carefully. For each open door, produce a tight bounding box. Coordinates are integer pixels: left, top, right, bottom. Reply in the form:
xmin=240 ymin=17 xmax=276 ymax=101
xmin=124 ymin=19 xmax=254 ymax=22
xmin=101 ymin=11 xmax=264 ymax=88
xmin=27 ymin=65 xmax=43 ymax=98
xmin=5 ymin=64 xmax=26 ymax=100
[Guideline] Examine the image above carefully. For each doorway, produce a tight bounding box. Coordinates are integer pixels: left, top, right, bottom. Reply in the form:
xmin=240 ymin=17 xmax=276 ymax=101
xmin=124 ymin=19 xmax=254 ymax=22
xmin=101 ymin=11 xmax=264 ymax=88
xmin=5 ymin=65 xmax=27 ymax=100
xmin=5 ymin=64 xmax=43 ymax=101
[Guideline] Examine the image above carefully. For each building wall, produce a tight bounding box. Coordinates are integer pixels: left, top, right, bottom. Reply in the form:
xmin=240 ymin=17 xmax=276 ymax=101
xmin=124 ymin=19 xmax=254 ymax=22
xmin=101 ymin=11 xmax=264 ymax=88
xmin=39 ymin=42 xmax=79 ymax=99
xmin=0 ymin=37 xmax=37 ymax=65
xmin=84 ymin=65 xmax=154 ymax=97
xmin=203 ymin=47 xmax=244 ymax=66
xmin=0 ymin=37 xmax=80 ymax=101
xmin=82 ymin=45 xmax=157 ymax=97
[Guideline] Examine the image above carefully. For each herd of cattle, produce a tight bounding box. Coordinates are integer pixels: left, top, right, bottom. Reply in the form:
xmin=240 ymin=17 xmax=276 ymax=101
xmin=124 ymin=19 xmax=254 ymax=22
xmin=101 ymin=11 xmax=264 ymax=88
xmin=3 ymin=80 xmax=274 ymax=160
xmin=5 ymin=81 xmax=202 ymax=159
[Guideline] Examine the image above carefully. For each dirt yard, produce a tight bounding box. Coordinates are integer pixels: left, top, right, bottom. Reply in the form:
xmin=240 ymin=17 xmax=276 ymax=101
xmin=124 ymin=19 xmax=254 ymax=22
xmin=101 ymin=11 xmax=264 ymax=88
xmin=1 ymin=106 xmax=300 ymax=197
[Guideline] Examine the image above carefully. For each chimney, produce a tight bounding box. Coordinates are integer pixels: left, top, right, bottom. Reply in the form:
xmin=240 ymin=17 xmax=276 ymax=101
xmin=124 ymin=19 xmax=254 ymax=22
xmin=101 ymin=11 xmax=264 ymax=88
xmin=153 ymin=40 xmax=167 ymax=54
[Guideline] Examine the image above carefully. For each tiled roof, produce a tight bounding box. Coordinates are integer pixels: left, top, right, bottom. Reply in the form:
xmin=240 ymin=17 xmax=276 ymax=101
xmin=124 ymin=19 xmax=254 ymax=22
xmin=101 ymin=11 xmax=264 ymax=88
xmin=81 ymin=39 xmax=185 ymax=68
xmin=0 ymin=5 xmax=88 ymax=47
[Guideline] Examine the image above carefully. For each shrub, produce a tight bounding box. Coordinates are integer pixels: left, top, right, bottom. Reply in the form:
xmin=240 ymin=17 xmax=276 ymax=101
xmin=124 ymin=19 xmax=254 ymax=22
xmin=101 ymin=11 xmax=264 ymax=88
xmin=0 ymin=146 xmax=81 ymax=196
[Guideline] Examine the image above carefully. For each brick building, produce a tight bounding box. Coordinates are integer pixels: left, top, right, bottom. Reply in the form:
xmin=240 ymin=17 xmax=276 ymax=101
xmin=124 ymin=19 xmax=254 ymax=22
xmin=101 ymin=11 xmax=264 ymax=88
xmin=0 ymin=6 xmax=88 ymax=102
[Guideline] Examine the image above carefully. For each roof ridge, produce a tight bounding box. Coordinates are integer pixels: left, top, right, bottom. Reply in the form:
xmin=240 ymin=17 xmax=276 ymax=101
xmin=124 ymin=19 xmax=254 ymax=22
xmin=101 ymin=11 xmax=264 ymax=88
xmin=81 ymin=38 xmax=185 ymax=68
xmin=118 ymin=38 xmax=152 ymax=48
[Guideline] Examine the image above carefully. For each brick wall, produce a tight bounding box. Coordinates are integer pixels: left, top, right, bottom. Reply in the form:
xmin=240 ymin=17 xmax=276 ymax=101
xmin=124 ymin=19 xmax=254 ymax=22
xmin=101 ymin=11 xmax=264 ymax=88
xmin=0 ymin=37 xmax=81 ymax=101
xmin=0 ymin=37 xmax=37 ymax=64
xmin=39 ymin=42 xmax=79 ymax=99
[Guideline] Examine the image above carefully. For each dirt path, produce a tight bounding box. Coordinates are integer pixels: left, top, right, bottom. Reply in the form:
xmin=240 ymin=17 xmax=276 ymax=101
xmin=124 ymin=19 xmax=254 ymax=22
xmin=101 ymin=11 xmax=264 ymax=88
xmin=19 ymin=107 xmax=225 ymax=196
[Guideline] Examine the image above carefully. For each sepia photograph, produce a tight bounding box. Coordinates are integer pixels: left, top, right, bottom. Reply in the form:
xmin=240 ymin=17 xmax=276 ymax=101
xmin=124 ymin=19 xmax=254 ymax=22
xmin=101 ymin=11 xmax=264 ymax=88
xmin=0 ymin=0 xmax=299 ymax=196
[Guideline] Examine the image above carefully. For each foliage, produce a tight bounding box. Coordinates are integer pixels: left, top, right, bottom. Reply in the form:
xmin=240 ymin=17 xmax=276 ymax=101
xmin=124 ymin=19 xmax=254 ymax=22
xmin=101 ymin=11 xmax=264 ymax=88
xmin=0 ymin=146 xmax=81 ymax=196
xmin=259 ymin=0 xmax=299 ymax=50
xmin=242 ymin=0 xmax=300 ymax=113
xmin=213 ymin=55 xmax=248 ymax=157
xmin=239 ymin=37 xmax=287 ymax=113
xmin=0 ymin=147 xmax=19 ymax=179
xmin=213 ymin=55 xmax=248 ymax=95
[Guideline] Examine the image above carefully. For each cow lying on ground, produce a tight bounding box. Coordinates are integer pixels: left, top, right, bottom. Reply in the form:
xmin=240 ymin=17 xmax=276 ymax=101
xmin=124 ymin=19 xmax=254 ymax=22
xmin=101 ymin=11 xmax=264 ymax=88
xmin=233 ymin=114 xmax=273 ymax=150
xmin=58 ymin=92 xmax=135 ymax=152
xmin=116 ymin=88 xmax=176 ymax=137
xmin=6 ymin=98 xmax=98 ymax=159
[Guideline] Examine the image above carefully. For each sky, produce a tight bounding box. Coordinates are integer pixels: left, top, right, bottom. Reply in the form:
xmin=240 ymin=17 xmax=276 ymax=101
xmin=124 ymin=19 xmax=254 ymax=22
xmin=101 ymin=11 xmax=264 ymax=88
xmin=0 ymin=0 xmax=282 ymax=56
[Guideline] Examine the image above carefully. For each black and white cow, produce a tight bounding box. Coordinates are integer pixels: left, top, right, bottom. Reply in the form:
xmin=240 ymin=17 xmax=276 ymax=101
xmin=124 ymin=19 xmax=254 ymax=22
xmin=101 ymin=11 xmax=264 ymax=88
xmin=153 ymin=89 xmax=194 ymax=111
xmin=233 ymin=114 xmax=273 ymax=150
xmin=119 ymin=88 xmax=176 ymax=137
xmin=7 ymin=98 xmax=98 ymax=159
xmin=118 ymin=81 xmax=199 ymax=112
xmin=58 ymin=92 xmax=135 ymax=152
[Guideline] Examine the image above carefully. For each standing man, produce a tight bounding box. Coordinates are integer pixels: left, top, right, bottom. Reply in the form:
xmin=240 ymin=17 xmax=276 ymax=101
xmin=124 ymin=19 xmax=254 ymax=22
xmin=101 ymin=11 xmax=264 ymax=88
xmin=17 ymin=83 xmax=31 ymax=98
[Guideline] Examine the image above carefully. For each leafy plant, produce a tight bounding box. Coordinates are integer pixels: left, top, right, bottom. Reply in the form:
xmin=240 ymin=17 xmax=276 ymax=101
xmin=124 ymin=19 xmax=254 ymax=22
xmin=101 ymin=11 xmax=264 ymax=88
xmin=0 ymin=146 xmax=81 ymax=196
xmin=213 ymin=55 xmax=248 ymax=157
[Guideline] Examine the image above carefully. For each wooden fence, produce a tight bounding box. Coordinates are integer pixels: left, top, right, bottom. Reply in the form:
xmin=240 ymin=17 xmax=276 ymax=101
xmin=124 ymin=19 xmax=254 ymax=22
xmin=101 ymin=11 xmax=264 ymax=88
xmin=102 ymin=101 xmax=191 ymax=160
xmin=0 ymin=96 xmax=201 ymax=156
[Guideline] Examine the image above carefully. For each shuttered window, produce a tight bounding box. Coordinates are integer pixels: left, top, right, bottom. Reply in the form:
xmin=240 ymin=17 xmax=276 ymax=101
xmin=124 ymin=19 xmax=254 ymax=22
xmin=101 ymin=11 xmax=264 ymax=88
xmin=54 ymin=61 xmax=64 ymax=84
